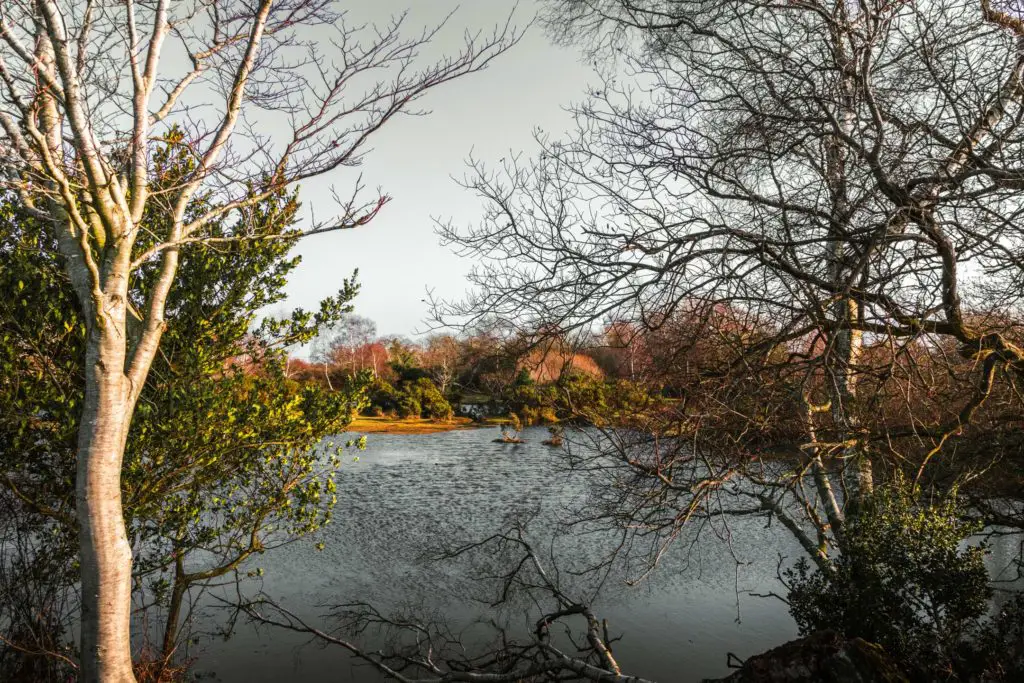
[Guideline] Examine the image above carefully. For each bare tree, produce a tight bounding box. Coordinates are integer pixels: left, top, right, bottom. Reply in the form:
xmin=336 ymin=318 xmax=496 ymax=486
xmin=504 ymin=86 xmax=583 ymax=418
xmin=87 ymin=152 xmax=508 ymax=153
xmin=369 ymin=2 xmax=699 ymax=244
xmin=328 ymin=313 xmax=379 ymax=373
xmin=437 ymin=0 xmax=1024 ymax=573
xmin=422 ymin=333 xmax=462 ymax=395
xmin=0 ymin=1 xmax=519 ymax=679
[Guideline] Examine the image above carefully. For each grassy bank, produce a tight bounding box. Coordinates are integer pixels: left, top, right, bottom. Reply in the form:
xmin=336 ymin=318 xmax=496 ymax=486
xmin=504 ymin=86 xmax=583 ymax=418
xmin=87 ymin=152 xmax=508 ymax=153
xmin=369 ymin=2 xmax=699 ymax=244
xmin=347 ymin=415 xmax=505 ymax=434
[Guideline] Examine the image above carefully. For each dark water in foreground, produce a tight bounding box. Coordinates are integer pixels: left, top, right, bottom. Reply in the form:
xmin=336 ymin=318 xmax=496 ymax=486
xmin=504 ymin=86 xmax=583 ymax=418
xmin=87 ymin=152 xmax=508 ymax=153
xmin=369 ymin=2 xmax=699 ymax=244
xmin=193 ymin=426 xmax=805 ymax=682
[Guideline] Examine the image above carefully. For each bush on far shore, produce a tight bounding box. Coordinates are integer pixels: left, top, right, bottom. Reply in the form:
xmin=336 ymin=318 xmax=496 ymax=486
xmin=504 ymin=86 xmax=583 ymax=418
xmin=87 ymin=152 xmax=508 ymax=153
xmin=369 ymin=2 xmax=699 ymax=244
xmin=364 ymin=377 xmax=453 ymax=421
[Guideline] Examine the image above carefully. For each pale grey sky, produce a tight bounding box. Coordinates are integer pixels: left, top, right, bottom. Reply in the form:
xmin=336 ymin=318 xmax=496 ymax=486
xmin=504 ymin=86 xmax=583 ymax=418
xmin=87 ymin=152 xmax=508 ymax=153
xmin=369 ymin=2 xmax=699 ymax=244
xmin=282 ymin=1 xmax=593 ymax=339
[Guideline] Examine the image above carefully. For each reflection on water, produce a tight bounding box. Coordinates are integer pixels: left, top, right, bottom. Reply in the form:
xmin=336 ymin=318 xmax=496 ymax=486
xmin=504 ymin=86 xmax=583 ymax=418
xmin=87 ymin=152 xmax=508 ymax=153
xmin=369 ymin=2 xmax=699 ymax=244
xmin=195 ymin=426 xmax=805 ymax=681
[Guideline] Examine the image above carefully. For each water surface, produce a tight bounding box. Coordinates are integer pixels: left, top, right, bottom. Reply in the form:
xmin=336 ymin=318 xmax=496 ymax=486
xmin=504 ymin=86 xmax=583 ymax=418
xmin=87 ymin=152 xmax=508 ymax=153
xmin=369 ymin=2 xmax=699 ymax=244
xmin=196 ymin=426 xmax=802 ymax=681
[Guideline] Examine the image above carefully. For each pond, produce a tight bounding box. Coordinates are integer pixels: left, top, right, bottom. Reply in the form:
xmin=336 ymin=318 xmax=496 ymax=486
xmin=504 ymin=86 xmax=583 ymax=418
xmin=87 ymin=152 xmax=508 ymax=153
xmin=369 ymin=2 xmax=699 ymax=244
xmin=192 ymin=426 xmax=810 ymax=681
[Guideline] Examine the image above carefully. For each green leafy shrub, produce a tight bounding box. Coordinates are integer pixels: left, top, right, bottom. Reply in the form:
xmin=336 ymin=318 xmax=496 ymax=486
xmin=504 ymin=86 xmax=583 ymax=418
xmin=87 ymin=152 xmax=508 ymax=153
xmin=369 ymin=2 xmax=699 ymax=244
xmin=366 ymin=376 xmax=452 ymax=420
xmin=0 ymin=162 xmax=368 ymax=669
xmin=413 ymin=378 xmax=453 ymax=421
xmin=397 ymin=394 xmax=422 ymax=419
xmin=785 ymin=480 xmax=991 ymax=678
xmin=365 ymin=379 xmax=400 ymax=415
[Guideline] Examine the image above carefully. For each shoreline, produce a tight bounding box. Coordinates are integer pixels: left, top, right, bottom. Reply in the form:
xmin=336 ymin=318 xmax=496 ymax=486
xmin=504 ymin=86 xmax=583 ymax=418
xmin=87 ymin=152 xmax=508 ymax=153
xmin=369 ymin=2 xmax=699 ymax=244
xmin=346 ymin=415 xmax=503 ymax=434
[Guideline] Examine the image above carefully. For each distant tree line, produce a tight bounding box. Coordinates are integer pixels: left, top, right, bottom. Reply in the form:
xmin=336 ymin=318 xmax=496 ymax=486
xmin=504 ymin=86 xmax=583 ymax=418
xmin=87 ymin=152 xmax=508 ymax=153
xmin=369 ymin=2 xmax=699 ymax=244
xmin=287 ymin=315 xmax=678 ymax=428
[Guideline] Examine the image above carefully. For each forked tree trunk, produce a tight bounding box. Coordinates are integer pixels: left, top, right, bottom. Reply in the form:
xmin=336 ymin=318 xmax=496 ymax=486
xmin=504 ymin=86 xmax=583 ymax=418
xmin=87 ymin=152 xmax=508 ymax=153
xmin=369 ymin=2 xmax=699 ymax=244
xmin=29 ymin=19 xmax=139 ymax=678
xmin=77 ymin=304 xmax=138 ymax=683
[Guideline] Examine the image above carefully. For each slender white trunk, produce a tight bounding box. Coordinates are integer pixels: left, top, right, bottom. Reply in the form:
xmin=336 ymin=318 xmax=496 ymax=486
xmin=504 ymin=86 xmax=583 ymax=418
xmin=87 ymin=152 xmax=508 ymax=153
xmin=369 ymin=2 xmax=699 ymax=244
xmin=801 ymin=397 xmax=846 ymax=549
xmin=824 ymin=14 xmax=872 ymax=502
xmin=77 ymin=315 xmax=137 ymax=683
xmin=826 ymin=298 xmax=870 ymax=495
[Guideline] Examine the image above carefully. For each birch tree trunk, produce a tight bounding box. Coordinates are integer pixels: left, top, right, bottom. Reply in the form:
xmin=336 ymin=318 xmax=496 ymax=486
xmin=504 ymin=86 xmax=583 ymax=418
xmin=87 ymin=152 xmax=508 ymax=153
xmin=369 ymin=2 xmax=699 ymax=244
xmin=77 ymin=282 xmax=137 ymax=682
xmin=68 ymin=193 xmax=145 ymax=682
xmin=824 ymin=6 xmax=872 ymax=502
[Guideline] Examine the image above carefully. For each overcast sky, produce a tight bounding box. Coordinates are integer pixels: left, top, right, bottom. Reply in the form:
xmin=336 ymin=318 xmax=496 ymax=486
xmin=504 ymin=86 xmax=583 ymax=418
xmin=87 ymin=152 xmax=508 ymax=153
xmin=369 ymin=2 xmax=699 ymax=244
xmin=282 ymin=1 xmax=594 ymax=340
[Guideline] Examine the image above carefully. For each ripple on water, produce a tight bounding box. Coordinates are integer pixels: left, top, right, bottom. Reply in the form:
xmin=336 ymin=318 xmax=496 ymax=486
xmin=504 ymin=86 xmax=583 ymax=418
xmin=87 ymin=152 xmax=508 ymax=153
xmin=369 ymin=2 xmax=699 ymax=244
xmin=197 ymin=426 xmax=802 ymax=683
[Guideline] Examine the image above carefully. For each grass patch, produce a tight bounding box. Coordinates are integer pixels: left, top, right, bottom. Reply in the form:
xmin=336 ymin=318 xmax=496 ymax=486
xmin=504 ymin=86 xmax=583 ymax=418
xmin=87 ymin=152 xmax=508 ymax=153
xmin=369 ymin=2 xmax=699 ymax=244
xmin=346 ymin=416 xmax=498 ymax=434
